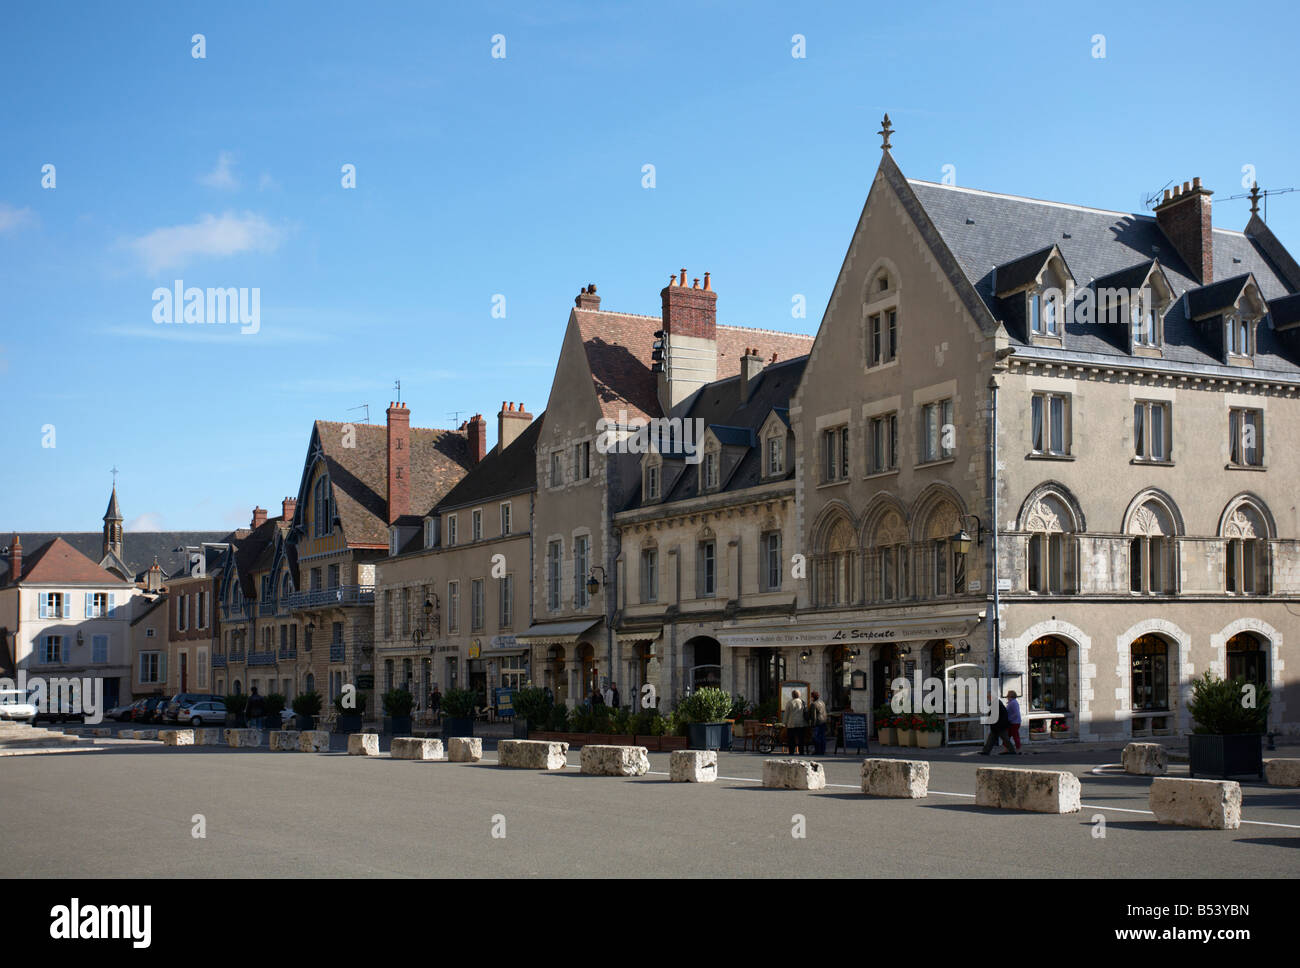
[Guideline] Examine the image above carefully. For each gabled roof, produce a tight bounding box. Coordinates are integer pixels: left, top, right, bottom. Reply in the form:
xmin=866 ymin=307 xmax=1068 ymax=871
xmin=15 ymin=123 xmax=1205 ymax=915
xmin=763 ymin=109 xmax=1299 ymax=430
xmin=1269 ymin=293 xmax=1300 ymax=330
xmin=228 ymin=517 xmax=283 ymax=598
xmin=12 ymin=537 xmax=132 ymax=586
xmin=1185 ymin=273 xmax=1258 ymax=320
xmin=708 ymin=425 xmax=755 ymax=448
xmin=1092 ymin=258 xmax=1163 ymax=295
xmin=435 ymin=413 xmax=544 ymax=514
xmin=994 ymin=244 xmax=1071 ymax=296
xmin=312 ymin=420 xmax=474 ymax=547
xmin=0 ymin=531 xmax=231 ymax=584
xmin=573 ymin=309 xmax=814 ymax=422
xmin=905 ymin=177 xmax=1299 ymax=372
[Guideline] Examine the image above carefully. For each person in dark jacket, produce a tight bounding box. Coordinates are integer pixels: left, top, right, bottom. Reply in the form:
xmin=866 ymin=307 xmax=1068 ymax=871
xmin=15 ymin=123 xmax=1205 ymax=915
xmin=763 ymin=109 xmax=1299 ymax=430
xmin=609 ymin=682 xmax=621 ymax=710
xmin=246 ymin=687 xmax=266 ymax=730
xmin=979 ymin=697 xmax=1017 ymax=755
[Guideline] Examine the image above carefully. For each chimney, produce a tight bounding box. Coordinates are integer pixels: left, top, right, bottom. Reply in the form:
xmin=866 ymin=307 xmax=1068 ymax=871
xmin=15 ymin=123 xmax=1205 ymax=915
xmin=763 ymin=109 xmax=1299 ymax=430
xmin=739 ymin=347 xmax=765 ymax=403
xmin=657 ymin=268 xmax=719 ymax=412
xmin=251 ymin=507 xmax=267 ymax=529
xmin=1155 ymin=177 xmax=1214 ymax=284
xmin=387 ymin=401 xmax=411 ymax=526
xmin=575 ymin=284 xmax=601 ymax=310
xmin=8 ymin=535 xmax=21 ymax=584
xmin=498 ymin=401 xmax=533 ymax=454
xmin=144 ymin=559 xmax=164 ymax=593
xmin=467 ymin=413 xmax=488 ymax=464
xmin=282 ymin=496 xmax=297 ymax=522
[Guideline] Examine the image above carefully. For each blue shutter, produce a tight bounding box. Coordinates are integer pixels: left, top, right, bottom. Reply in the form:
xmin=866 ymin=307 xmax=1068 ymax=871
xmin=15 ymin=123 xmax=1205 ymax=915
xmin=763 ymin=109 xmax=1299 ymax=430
xmin=39 ymin=594 xmax=48 ymax=619
xmin=62 ymin=595 xmax=71 ymax=619
xmin=85 ymin=592 xmax=93 ymax=618
xmin=108 ymin=593 xmax=116 ymax=618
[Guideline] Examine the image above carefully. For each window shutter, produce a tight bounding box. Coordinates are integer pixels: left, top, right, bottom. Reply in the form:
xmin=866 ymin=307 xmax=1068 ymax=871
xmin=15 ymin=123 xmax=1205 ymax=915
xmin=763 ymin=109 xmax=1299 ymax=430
xmin=62 ymin=596 xmax=71 ymax=619
xmin=40 ymin=595 xmax=48 ymax=619
xmin=86 ymin=592 xmax=93 ymax=618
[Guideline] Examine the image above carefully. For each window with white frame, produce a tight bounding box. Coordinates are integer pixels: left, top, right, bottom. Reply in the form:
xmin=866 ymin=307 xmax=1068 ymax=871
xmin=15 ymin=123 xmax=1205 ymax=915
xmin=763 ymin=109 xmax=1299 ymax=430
xmin=1133 ymin=401 xmax=1171 ymax=462
xmin=761 ymin=532 xmax=782 ymax=591
xmin=85 ymin=592 xmax=112 ymax=618
xmin=919 ymin=400 xmax=953 ymax=463
xmin=1030 ymin=392 xmax=1069 ymax=456
xmin=868 ymin=308 xmax=898 ymax=366
xmin=1226 ymin=313 xmax=1257 ymax=358
xmin=1132 ymin=291 xmax=1161 ymax=347
xmin=1030 ymin=289 xmax=1060 ymax=337
xmin=447 ymin=581 xmax=460 ymax=633
xmin=640 ymin=548 xmax=658 ymax=603
xmin=697 ymin=540 xmax=717 ymax=598
xmin=766 ymin=434 xmax=783 ymax=476
xmin=500 ymin=502 xmax=511 ymax=536
xmin=446 ymin=514 xmax=458 ymax=546
xmin=140 ymin=651 xmax=161 ymax=683
xmin=499 ymin=573 xmax=513 ymax=628
xmin=43 ymin=635 xmax=63 ymax=664
xmin=472 ymin=508 xmax=482 ymax=541
xmin=869 ymin=413 xmax=898 ymax=473
xmin=39 ymin=592 xmax=68 ymax=619
xmin=702 ymin=450 xmax=719 ymax=491
xmin=424 ymin=517 xmax=436 ymax=548
xmin=573 ymin=535 xmax=590 ymax=608
xmin=470 ymin=579 xmax=484 ymax=631
xmin=1228 ymin=408 xmax=1263 ymax=466
xmin=644 ymin=463 xmax=660 ymax=501
xmin=822 ymin=426 xmax=850 ymax=482
xmin=546 ymin=541 xmax=561 ymax=610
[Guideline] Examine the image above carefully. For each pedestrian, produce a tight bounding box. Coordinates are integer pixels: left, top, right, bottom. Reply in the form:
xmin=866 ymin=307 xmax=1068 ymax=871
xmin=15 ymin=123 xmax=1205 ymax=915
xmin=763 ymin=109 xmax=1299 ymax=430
xmin=609 ymin=681 xmax=620 ymax=710
xmin=246 ymin=686 xmax=265 ymax=731
xmin=979 ymin=696 xmax=1017 ymax=755
xmin=1005 ymin=690 xmax=1022 ymax=751
xmin=431 ymin=686 xmax=442 ymax=722
xmin=592 ymin=686 xmax=605 ymax=707
xmin=809 ymin=690 xmax=828 ymax=755
xmin=783 ymin=689 xmax=805 ymax=755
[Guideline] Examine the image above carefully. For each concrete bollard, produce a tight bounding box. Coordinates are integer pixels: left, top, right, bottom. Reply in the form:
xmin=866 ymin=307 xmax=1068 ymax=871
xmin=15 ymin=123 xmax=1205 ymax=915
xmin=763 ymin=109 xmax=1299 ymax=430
xmin=1149 ymin=777 xmax=1242 ymax=829
xmin=224 ymin=729 xmax=263 ymax=748
xmin=159 ymin=729 xmax=194 ymax=746
xmin=347 ymin=733 xmax=380 ymax=756
xmin=669 ymin=749 xmax=717 ymax=783
xmin=976 ymin=767 xmax=1081 ymax=813
xmin=762 ymin=758 xmax=826 ymax=790
xmin=860 ymin=758 xmax=929 ymax=798
xmin=194 ymin=728 xmax=223 ymax=745
xmin=1264 ymin=758 xmax=1300 ymax=787
xmin=118 ymin=730 xmax=136 ymax=740
xmin=131 ymin=728 xmax=159 ymax=740
xmin=299 ymin=730 xmax=330 ymax=753
xmin=448 ymin=737 xmax=482 ymax=762
xmin=580 ymin=744 xmax=649 ymax=776
xmin=1122 ymin=742 xmax=1168 ymax=776
xmin=391 ymin=737 xmax=445 ymax=760
xmin=269 ymin=730 xmax=301 ymax=751
xmin=497 ymin=739 xmax=569 ymax=770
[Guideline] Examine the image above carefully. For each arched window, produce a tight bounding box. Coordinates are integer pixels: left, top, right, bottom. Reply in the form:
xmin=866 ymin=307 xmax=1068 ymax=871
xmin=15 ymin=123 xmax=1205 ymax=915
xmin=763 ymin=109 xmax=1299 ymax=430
xmin=921 ymin=500 xmax=964 ymax=598
xmin=1227 ymin=632 xmax=1267 ymax=689
xmin=1025 ymin=495 xmax=1078 ymax=594
xmin=817 ymin=517 xmax=856 ymax=606
xmin=1130 ymin=635 xmax=1169 ymax=711
xmin=870 ymin=510 xmax=909 ymax=602
xmin=929 ymin=639 xmax=956 ymax=678
xmin=304 ymin=673 xmax=315 ymax=695
xmin=1222 ymin=503 xmax=1269 ymax=595
xmin=1028 ymin=637 xmax=1069 ymax=713
xmin=1127 ymin=499 xmax=1177 ymax=594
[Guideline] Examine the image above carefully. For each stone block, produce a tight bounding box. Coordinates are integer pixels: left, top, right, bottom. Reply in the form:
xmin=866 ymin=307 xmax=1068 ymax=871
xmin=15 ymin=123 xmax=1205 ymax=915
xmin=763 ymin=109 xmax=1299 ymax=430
xmin=497 ymin=739 xmax=569 ymax=770
xmin=194 ymin=728 xmax=223 ymax=746
xmin=580 ymin=744 xmax=649 ymax=776
xmin=269 ymin=730 xmax=301 ymax=751
xmin=860 ymin=758 xmax=929 ymax=798
xmin=117 ymin=730 xmax=135 ymax=739
xmin=669 ymin=749 xmax=717 ymax=783
xmin=132 ymin=728 xmax=158 ymax=740
xmin=1149 ymin=777 xmax=1241 ymax=829
xmin=391 ymin=737 xmax=445 ymax=760
xmin=1264 ymin=758 xmax=1300 ymax=787
xmin=1122 ymin=742 xmax=1168 ymax=776
xmin=159 ymin=729 xmax=194 ymax=746
xmin=448 ymin=737 xmax=482 ymax=762
xmin=347 ymin=733 xmax=379 ymax=756
xmin=224 ymin=728 xmax=263 ymax=748
xmin=975 ymin=767 xmax=1081 ymax=813
xmin=299 ymin=730 xmax=330 ymax=753
xmin=762 ymin=758 xmax=826 ymax=790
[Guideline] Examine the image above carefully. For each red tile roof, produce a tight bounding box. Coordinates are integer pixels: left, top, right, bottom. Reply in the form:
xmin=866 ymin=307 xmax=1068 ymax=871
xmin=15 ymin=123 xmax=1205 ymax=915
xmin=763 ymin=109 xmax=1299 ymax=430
xmin=15 ymin=537 xmax=132 ymax=586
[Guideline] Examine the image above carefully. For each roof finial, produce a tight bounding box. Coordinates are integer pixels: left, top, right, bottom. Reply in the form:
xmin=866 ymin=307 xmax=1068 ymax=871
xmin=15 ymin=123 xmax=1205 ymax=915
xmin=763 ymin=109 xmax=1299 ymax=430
xmin=111 ymin=465 xmax=119 ymax=486
xmin=878 ymin=113 xmax=893 ymax=152
xmin=1249 ymin=182 xmax=1261 ymax=216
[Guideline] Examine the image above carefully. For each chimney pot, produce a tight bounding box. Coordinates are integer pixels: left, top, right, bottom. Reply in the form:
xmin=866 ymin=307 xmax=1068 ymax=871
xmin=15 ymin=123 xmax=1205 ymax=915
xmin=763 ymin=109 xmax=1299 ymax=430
xmin=703 ymin=272 xmax=711 ymax=291
xmin=251 ymin=506 xmax=268 ymax=528
xmin=679 ymin=268 xmax=687 ymax=286
xmin=1193 ymin=176 xmax=1202 ymax=189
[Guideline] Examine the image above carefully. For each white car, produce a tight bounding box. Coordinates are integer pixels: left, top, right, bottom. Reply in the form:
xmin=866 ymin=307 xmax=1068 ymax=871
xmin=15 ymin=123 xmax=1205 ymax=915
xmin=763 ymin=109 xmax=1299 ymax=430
xmin=0 ymin=688 xmax=38 ymax=723
xmin=179 ymin=700 xmax=227 ymax=726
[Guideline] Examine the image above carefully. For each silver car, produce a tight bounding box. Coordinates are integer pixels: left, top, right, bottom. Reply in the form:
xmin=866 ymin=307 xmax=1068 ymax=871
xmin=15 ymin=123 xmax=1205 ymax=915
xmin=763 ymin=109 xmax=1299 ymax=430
xmin=0 ymin=688 xmax=38 ymax=723
xmin=180 ymin=700 xmax=227 ymax=726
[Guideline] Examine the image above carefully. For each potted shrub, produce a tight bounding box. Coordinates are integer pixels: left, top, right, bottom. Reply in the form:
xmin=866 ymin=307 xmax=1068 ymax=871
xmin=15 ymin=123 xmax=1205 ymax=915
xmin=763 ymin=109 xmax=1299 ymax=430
xmin=874 ymin=705 xmax=895 ymax=745
xmin=512 ymin=686 xmax=552 ymax=740
xmin=224 ymin=693 xmax=247 ymax=728
xmin=1050 ymin=716 xmax=1070 ymax=738
xmin=1187 ymin=672 xmax=1268 ymax=779
xmin=264 ymin=693 xmax=287 ymax=731
xmin=894 ymin=714 xmax=913 ymax=747
xmin=333 ymin=692 xmax=366 ymax=733
xmin=440 ymin=687 xmax=477 ymax=738
xmin=293 ymin=690 xmax=323 ymax=730
xmin=915 ymin=713 xmax=943 ymax=749
xmin=680 ymin=687 xmax=734 ymax=751
xmin=382 ymin=688 xmax=415 ymax=736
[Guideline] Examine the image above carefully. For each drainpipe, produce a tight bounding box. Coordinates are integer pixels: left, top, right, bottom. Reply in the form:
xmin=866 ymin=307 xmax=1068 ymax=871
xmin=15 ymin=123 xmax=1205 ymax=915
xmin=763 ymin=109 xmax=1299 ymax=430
xmin=989 ymin=348 xmax=1014 ymax=680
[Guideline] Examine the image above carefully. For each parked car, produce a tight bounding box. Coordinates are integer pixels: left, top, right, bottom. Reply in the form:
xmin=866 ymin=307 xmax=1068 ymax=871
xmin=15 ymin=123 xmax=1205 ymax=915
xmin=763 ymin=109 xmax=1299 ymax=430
xmin=0 ymin=688 xmax=38 ymax=723
xmin=180 ymin=701 xmax=226 ymax=726
xmin=123 ymin=698 xmax=150 ymax=722
xmin=135 ymin=696 xmax=167 ymax=723
xmin=164 ymin=693 xmax=225 ymax=724
xmin=105 ymin=702 xmax=135 ymax=721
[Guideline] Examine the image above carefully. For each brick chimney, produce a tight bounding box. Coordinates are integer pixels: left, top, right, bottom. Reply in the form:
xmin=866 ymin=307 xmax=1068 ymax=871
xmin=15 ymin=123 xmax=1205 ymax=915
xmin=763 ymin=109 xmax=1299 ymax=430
xmin=387 ymin=402 xmax=411 ymax=525
xmin=8 ymin=535 xmax=21 ymax=584
xmin=467 ymin=413 xmax=487 ymax=464
xmin=657 ymin=269 xmax=719 ymax=412
xmin=739 ymin=347 xmax=765 ymax=404
xmin=251 ymin=507 xmax=267 ymax=529
xmin=144 ymin=559 xmax=164 ymax=593
xmin=575 ymin=284 xmax=601 ymax=310
xmin=282 ymin=496 xmax=297 ymax=522
xmin=1155 ymin=177 xmax=1214 ymax=284
xmin=497 ymin=402 xmax=532 ymax=454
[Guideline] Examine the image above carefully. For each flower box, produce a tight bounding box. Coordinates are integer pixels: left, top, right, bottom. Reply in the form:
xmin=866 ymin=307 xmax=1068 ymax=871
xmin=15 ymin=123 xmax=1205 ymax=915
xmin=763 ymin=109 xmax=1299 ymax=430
xmin=896 ymin=728 xmax=914 ymax=746
xmin=915 ymin=729 xmax=942 ymax=749
xmin=877 ymin=727 xmax=896 ymax=746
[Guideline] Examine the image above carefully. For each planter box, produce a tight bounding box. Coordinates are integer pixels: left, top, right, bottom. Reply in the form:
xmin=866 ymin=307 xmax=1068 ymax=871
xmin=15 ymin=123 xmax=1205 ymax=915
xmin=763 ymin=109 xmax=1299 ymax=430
xmin=896 ymin=728 xmax=914 ymax=747
xmin=442 ymin=717 xmax=474 ymax=738
xmin=688 ymin=722 xmax=729 ymax=751
xmin=512 ymin=718 xmax=530 ymax=739
xmin=334 ymin=714 xmax=363 ymax=734
xmin=660 ymin=735 xmax=689 ymax=751
xmin=1188 ymin=733 xmax=1264 ymax=780
xmin=915 ymin=730 xmax=942 ymax=749
xmin=877 ymin=727 xmax=896 ymax=746
xmin=385 ymin=716 xmax=413 ymax=736
xmin=294 ymin=714 xmax=316 ymax=731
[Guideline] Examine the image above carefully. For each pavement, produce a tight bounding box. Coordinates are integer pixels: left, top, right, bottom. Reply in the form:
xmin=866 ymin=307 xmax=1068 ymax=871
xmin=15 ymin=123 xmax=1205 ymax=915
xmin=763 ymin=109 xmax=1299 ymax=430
xmin=1 ymin=738 xmax=1296 ymax=878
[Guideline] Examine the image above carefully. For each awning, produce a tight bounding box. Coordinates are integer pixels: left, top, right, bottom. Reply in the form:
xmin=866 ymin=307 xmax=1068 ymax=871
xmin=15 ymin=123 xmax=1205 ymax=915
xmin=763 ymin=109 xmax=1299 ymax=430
xmin=615 ymin=626 xmax=662 ymax=644
xmin=716 ymin=610 xmax=985 ymax=649
xmin=515 ymin=618 xmax=603 ymax=647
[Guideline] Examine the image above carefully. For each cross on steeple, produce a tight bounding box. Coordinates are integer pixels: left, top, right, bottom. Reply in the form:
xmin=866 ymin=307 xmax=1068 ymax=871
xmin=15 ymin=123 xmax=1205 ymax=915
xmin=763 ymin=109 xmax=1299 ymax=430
xmin=111 ymin=465 xmax=119 ymax=486
xmin=879 ymin=113 xmax=894 ymax=151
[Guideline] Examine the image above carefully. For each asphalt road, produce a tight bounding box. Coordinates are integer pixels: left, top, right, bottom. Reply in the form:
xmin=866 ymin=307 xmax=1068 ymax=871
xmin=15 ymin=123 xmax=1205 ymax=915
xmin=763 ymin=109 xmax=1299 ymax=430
xmin=2 ymin=743 xmax=1296 ymax=877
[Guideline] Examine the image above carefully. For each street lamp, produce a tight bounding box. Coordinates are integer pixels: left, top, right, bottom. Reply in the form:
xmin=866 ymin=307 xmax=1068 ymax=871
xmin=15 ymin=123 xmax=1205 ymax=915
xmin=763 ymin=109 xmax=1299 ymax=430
xmin=586 ymin=565 xmax=606 ymax=598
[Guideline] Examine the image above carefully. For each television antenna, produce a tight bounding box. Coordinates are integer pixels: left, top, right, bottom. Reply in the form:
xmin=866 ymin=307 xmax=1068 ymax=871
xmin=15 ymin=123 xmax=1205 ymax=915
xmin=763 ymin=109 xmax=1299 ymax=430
xmin=346 ymin=404 xmax=370 ymax=424
xmin=1141 ymin=180 xmax=1174 ymax=211
xmin=1225 ymin=183 xmax=1296 ymax=223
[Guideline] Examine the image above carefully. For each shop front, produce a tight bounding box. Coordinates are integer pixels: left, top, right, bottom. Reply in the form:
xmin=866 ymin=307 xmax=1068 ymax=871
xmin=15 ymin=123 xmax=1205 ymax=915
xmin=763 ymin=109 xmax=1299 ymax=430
xmin=516 ymin=618 xmax=603 ymax=708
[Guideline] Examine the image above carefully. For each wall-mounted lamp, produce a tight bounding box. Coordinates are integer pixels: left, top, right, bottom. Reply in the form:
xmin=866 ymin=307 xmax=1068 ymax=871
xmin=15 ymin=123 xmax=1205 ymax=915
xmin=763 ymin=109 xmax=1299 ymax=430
xmin=586 ymin=565 xmax=607 ymax=598
xmin=799 ymin=649 xmax=812 ymax=662
xmin=953 ymin=514 xmax=984 ymax=551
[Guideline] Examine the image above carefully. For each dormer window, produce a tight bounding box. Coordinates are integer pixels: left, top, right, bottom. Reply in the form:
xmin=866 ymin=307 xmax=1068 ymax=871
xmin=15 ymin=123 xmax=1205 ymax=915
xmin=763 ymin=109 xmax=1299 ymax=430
xmin=645 ymin=463 xmax=660 ymax=501
xmin=1030 ymin=290 xmax=1060 ymax=337
xmin=424 ymin=518 xmax=436 ymax=548
xmin=766 ymin=434 xmax=783 ymax=476
xmin=702 ymin=451 xmax=719 ymax=491
xmin=1226 ymin=313 xmax=1255 ymax=358
xmin=1132 ymin=293 xmax=1160 ymax=347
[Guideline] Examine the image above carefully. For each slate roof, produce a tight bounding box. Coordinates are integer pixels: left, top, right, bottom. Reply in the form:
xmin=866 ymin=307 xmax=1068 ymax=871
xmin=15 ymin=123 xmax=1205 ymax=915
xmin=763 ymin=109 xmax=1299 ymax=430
xmin=313 ymin=420 xmax=474 ymax=547
xmin=573 ymin=309 xmax=814 ymax=421
xmin=8 ymin=537 xmax=132 ymax=586
xmin=1270 ymin=293 xmax=1300 ymax=329
xmin=229 ymin=517 xmax=283 ymax=598
xmin=994 ymin=245 xmax=1065 ymax=295
xmin=0 ymin=530 xmax=232 ymax=585
xmin=435 ymin=413 xmax=544 ymax=514
xmin=622 ymin=356 xmax=806 ymax=510
xmin=904 ymin=177 xmax=1300 ymax=373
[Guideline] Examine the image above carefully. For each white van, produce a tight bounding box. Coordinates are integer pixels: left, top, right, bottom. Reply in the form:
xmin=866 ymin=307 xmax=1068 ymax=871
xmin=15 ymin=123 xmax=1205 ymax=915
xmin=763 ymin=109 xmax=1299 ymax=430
xmin=0 ymin=688 xmax=38 ymax=723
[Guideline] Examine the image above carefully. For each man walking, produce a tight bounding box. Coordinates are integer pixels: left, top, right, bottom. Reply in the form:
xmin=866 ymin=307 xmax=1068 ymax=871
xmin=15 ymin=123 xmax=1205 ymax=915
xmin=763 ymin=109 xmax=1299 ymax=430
xmin=246 ymin=686 xmax=266 ymax=731
xmin=1005 ymin=690 xmax=1022 ymax=751
xmin=979 ymin=694 xmax=1017 ymax=755
xmin=809 ymin=690 xmax=828 ymax=755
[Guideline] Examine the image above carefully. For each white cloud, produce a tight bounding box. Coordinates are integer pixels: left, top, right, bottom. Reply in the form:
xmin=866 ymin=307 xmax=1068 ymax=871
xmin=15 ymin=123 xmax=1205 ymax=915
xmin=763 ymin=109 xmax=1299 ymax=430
xmin=0 ymin=203 xmax=35 ymax=233
xmin=126 ymin=512 xmax=165 ymax=531
xmin=258 ymin=172 xmax=279 ymax=191
xmin=199 ymin=151 xmax=240 ymax=190
xmin=124 ymin=211 xmax=284 ymax=272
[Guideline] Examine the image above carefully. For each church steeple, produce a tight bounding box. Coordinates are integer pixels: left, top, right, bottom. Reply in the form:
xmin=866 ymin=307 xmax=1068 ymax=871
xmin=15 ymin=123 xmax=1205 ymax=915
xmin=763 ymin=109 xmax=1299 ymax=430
xmin=103 ymin=484 xmax=124 ymax=561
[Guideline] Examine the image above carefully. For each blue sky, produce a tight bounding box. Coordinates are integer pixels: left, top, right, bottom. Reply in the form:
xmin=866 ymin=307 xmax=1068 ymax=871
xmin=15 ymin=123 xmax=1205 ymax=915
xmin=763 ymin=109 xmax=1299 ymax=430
xmin=2 ymin=0 xmax=1297 ymax=532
